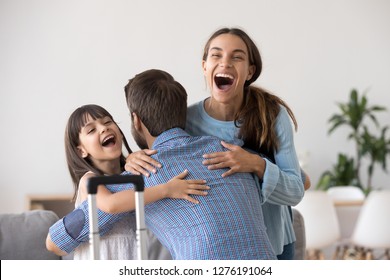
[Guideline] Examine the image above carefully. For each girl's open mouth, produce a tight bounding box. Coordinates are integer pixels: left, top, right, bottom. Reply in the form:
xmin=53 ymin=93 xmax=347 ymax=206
xmin=102 ymin=135 xmax=116 ymax=147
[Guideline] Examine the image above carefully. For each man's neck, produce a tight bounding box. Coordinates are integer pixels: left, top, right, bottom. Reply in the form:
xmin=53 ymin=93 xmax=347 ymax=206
xmin=146 ymin=135 xmax=156 ymax=149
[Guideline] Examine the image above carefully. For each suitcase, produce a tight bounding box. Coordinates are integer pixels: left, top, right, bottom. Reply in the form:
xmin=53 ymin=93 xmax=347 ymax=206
xmin=87 ymin=174 xmax=148 ymax=260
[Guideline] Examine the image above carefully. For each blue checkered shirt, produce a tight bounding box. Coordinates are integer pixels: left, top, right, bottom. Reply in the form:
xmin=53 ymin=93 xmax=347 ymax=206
xmin=49 ymin=128 xmax=276 ymax=260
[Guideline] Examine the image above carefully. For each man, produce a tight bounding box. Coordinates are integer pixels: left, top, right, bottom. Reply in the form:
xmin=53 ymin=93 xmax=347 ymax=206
xmin=47 ymin=69 xmax=276 ymax=260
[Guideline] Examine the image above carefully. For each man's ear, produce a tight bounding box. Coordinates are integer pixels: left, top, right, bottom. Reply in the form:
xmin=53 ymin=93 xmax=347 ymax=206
xmin=77 ymin=146 xmax=88 ymax=158
xmin=132 ymin=112 xmax=142 ymax=131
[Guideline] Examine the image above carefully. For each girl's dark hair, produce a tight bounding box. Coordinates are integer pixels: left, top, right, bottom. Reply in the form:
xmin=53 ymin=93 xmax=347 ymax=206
xmin=64 ymin=104 xmax=132 ymax=201
xmin=124 ymin=69 xmax=187 ymax=136
xmin=203 ymin=27 xmax=298 ymax=155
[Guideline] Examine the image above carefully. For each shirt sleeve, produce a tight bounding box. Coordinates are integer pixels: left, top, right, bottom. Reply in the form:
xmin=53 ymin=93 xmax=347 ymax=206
xmin=48 ymin=198 xmax=130 ymax=254
xmin=259 ymin=106 xmax=305 ymax=206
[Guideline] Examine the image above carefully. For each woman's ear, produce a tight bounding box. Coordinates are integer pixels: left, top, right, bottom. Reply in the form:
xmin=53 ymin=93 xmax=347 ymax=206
xmin=202 ymin=60 xmax=207 ymax=75
xmin=247 ymin=65 xmax=256 ymax=81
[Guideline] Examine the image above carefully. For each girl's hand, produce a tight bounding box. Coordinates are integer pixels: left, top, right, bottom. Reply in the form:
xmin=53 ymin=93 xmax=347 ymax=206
xmin=202 ymin=141 xmax=265 ymax=178
xmin=125 ymin=149 xmax=162 ymax=177
xmin=165 ymin=170 xmax=210 ymax=204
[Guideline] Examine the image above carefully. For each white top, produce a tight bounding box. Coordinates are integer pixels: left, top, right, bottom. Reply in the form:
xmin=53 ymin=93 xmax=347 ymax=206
xmin=73 ymin=173 xmax=138 ymax=260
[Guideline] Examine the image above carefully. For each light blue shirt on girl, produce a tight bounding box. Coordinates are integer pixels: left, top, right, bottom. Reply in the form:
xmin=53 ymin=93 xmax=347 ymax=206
xmin=186 ymin=99 xmax=305 ymax=255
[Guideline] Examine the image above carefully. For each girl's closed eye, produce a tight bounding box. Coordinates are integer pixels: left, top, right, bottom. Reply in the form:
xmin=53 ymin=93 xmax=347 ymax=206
xmin=82 ymin=124 xmax=95 ymax=134
xmin=87 ymin=128 xmax=95 ymax=134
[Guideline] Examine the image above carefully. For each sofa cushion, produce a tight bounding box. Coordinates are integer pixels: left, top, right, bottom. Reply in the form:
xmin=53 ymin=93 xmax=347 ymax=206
xmin=0 ymin=210 xmax=61 ymax=260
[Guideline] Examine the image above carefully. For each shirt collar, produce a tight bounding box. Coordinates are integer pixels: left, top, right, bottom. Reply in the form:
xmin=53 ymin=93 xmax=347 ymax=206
xmin=152 ymin=127 xmax=190 ymax=149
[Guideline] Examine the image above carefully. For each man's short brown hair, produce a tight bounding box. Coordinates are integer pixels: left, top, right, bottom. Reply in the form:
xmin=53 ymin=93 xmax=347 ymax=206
xmin=124 ymin=69 xmax=187 ymax=137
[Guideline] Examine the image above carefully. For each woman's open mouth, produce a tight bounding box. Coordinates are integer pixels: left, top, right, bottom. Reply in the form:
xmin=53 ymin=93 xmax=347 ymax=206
xmin=214 ymin=73 xmax=234 ymax=90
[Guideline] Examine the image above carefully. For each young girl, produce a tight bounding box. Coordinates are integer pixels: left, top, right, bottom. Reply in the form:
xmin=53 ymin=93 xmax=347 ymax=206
xmin=46 ymin=104 xmax=209 ymax=259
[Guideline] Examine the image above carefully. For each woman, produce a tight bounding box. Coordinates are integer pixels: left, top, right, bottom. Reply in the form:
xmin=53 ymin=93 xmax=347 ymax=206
xmin=126 ymin=28 xmax=309 ymax=259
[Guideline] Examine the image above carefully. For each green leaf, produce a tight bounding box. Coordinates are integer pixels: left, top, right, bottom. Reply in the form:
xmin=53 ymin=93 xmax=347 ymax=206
xmin=319 ymin=88 xmax=389 ymax=193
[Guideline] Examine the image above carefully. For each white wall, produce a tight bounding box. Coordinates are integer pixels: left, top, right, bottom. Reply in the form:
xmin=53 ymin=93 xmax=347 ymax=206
xmin=1 ymin=0 xmax=389 ymax=214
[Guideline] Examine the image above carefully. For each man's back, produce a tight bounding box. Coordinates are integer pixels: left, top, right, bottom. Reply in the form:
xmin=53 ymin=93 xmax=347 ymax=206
xmin=134 ymin=128 xmax=275 ymax=260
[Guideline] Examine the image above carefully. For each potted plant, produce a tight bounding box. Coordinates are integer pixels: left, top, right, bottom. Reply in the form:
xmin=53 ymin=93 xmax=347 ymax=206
xmin=316 ymin=89 xmax=390 ymax=194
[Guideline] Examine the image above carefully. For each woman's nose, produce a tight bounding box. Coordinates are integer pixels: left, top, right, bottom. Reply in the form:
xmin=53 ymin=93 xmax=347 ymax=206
xmin=219 ymin=59 xmax=232 ymax=68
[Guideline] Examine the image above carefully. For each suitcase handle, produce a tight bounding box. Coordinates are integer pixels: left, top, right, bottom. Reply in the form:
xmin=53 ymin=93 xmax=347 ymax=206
xmin=87 ymin=174 xmax=144 ymax=193
xmin=86 ymin=174 xmax=148 ymax=260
